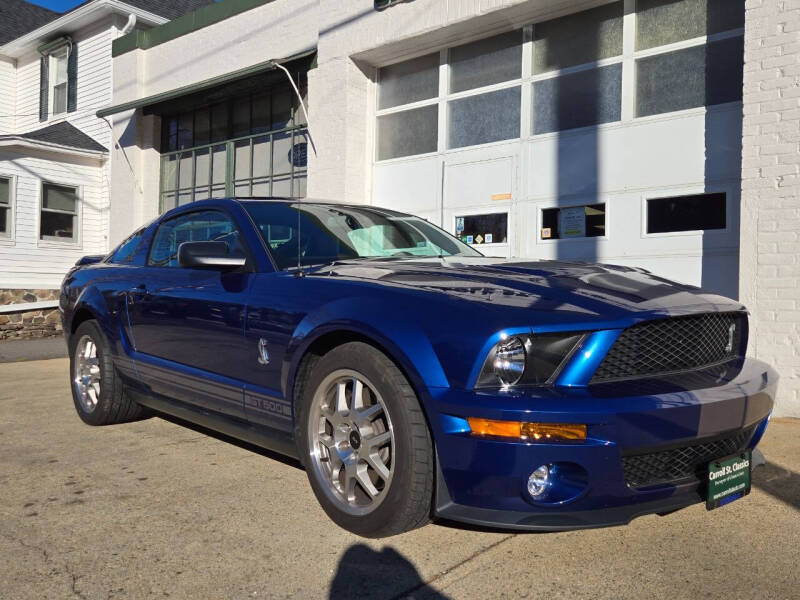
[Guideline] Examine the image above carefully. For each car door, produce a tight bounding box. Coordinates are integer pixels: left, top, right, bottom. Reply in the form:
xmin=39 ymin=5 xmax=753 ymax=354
xmin=126 ymin=209 xmax=253 ymax=418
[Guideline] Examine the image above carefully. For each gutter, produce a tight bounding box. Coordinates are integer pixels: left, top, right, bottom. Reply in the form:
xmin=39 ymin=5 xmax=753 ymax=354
xmin=0 ymin=0 xmax=167 ymax=58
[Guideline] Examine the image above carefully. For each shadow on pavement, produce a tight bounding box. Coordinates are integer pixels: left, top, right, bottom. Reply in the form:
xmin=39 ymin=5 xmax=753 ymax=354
xmin=753 ymin=461 xmax=800 ymax=512
xmin=157 ymin=414 xmax=303 ymax=470
xmin=329 ymin=544 xmax=450 ymax=600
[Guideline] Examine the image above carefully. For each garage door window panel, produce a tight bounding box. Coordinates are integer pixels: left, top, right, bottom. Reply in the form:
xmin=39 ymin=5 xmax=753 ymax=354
xmin=636 ymin=0 xmax=745 ymax=51
xmin=533 ymin=63 xmax=622 ymax=135
xmin=449 ymin=31 xmax=522 ymax=93
xmin=533 ymin=2 xmax=623 ymax=75
xmin=377 ymin=105 xmax=438 ymax=160
xmin=448 ymin=87 xmax=520 ymax=149
xmin=636 ymin=36 xmax=744 ymax=117
xmin=378 ymin=53 xmax=439 ymax=110
xmin=41 ymin=183 xmax=78 ymax=242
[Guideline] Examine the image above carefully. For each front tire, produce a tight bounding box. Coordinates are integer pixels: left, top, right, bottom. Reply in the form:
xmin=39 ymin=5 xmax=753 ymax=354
xmin=298 ymin=342 xmax=434 ymax=537
xmin=69 ymin=320 xmax=146 ymax=426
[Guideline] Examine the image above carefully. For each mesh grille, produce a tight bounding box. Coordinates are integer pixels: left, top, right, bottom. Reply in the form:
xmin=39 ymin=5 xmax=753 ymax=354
xmin=591 ymin=312 xmax=745 ymax=383
xmin=621 ymin=426 xmax=756 ymax=489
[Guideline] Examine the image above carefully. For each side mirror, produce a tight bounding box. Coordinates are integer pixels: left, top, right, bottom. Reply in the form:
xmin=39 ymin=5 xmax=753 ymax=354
xmin=178 ymin=241 xmax=246 ymax=271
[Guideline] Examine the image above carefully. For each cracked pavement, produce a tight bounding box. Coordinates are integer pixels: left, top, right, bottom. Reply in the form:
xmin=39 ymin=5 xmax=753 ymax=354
xmin=1 ymin=358 xmax=798 ymax=599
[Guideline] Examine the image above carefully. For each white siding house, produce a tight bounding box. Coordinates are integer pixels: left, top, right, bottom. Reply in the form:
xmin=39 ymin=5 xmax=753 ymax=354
xmin=0 ymin=0 xmax=214 ymax=338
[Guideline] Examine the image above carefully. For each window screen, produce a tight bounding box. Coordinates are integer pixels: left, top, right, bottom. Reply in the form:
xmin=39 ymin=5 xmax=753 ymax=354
xmin=448 ymin=87 xmax=520 ymax=149
xmin=378 ymin=53 xmax=439 ymax=109
xmin=148 ymin=211 xmax=238 ymax=267
xmin=541 ymin=204 xmax=606 ymax=239
xmin=456 ymin=213 xmax=508 ymax=245
xmin=636 ymin=36 xmax=744 ymax=117
xmin=533 ymin=2 xmax=624 ymax=74
xmin=449 ymin=31 xmax=522 ymax=93
xmin=377 ymin=104 xmax=438 ymax=160
xmin=647 ymin=193 xmax=726 ymax=233
xmin=533 ymin=63 xmax=622 ymax=134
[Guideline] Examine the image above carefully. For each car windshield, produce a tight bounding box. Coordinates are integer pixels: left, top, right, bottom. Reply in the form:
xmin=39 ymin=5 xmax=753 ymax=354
xmin=243 ymin=201 xmax=482 ymax=270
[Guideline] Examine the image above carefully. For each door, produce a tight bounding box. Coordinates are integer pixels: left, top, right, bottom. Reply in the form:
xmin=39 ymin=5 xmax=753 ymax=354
xmin=443 ymin=154 xmax=516 ymax=258
xmin=127 ymin=209 xmax=253 ymax=418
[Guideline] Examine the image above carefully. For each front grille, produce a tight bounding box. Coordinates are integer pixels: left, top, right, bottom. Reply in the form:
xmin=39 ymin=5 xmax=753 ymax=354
xmin=621 ymin=426 xmax=756 ymax=489
xmin=591 ymin=312 xmax=745 ymax=383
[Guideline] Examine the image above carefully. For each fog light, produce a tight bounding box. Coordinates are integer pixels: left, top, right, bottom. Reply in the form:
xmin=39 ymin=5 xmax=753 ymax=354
xmin=527 ymin=465 xmax=551 ymax=499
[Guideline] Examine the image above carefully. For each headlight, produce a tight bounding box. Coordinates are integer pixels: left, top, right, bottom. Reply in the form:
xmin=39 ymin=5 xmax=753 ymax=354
xmin=476 ymin=333 xmax=585 ymax=388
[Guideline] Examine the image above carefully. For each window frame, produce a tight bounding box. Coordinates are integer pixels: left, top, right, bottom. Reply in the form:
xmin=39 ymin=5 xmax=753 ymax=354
xmin=640 ymin=187 xmax=733 ymax=239
xmin=38 ymin=180 xmax=81 ymax=246
xmin=373 ymin=0 xmax=745 ymax=163
xmin=0 ymin=174 xmax=16 ymax=243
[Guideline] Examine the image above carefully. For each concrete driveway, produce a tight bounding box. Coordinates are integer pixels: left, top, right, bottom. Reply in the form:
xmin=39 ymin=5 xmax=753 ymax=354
xmin=1 ymin=358 xmax=798 ymax=599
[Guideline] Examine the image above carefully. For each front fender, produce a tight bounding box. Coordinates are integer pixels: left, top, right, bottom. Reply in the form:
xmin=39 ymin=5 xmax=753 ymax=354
xmin=71 ymin=285 xmax=118 ymax=347
xmin=284 ymin=296 xmax=450 ymax=409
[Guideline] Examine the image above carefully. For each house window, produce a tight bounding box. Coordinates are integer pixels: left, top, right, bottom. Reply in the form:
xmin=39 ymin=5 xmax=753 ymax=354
xmin=40 ymin=183 xmax=78 ymax=242
xmin=456 ymin=213 xmax=508 ymax=245
xmin=159 ymin=81 xmax=309 ymax=211
xmin=50 ymin=47 xmax=69 ymax=116
xmin=541 ymin=204 xmax=606 ymax=239
xmin=0 ymin=177 xmax=11 ymax=237
xmin=646 ymin=192 xmax=726 ymax=234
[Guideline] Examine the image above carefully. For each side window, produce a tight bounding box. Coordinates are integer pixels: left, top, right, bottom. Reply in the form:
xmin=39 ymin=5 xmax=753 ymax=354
xmin=107 ymin=228 xmax=145 ymax=264
xmin=148 ymin=210 xmax=244 ymax=268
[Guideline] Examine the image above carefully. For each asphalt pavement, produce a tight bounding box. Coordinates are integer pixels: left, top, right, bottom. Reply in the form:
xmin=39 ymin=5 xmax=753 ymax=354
xmin=0 ymin=336 xmax=67 ymax=363
xmin=0 ymin=358 xmax=798 ymax=599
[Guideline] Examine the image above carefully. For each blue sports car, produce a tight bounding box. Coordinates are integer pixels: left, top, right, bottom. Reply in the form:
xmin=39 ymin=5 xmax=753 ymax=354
xmin=61 ymin=198 xmax=777 ymax=537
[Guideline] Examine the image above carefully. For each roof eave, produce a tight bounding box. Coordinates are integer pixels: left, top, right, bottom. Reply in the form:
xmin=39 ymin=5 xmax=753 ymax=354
xmin=0 ymin=0 xmax=168 ymax=59
xmin=0 ymin=137 xmax=108 ymax=160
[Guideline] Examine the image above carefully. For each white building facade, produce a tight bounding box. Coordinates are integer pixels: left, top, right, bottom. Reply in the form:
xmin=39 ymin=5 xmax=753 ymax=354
xmin=101 ymin=0 xmax=800 ymax=416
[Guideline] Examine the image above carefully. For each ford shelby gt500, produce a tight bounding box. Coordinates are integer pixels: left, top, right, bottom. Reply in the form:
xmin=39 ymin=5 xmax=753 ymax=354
xmin=61 ymin=198 xmax=776 ymax=537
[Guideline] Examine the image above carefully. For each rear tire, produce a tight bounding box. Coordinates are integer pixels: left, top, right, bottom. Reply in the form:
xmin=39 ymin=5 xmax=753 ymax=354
xmin=69 ymin=320 xmax=146 ymax=426
xmin=297 ymin=342 xmax=434 ymax=538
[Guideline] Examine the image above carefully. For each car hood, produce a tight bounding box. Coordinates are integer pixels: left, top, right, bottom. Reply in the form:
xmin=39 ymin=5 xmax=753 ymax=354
xmin=310 ymin=257 xmax=744 ymax=326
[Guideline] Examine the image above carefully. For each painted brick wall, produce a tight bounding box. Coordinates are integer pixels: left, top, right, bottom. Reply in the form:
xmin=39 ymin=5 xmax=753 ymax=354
xmin=741 ymin=0 xmax=800 ymax=417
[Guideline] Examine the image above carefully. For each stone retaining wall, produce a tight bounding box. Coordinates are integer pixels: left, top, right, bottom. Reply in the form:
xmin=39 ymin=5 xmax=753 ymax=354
xmin=0 ymin=289 xmax=62 ymax=340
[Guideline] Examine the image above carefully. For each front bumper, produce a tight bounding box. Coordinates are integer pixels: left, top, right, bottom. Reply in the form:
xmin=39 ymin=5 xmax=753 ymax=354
xmin=428 ymin=358 xmax=777 ymax=531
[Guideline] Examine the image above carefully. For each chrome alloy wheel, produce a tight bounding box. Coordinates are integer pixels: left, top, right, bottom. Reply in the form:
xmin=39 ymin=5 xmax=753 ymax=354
xmin=73 ymin=334 xmax=102 ymax=413
xmin=308 ymin=369 xmax=395 ymax=516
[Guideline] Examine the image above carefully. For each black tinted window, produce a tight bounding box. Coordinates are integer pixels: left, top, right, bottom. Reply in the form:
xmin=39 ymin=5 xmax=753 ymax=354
xmin=107 ymin=229 xmax=144 ymax=264
xmin=148 ymin=210 xmax=243 ymax=267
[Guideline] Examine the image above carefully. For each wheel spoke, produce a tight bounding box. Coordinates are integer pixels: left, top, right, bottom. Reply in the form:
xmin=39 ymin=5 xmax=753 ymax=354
xmin=343 ymin=462 xmax=358 ymax=503
xmin=351 ymin=378 xmax=365 ymax=410
xmin=318 ymin=432 xmax=336 ymax=450
xmin=356 ymin=464 xmax=380 ymax=498
xmin=362 ymin=430 xmax=391 ymax=452
xmin=335 ymin=382 xmax=349 ymax=413
xmin=363 ymin=451 xmax=390 ymax=482
xmin=353 ymin=403 xmax=382 ymax=426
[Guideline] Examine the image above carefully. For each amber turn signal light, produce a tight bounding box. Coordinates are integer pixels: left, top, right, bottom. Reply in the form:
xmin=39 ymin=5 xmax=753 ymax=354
xmin=467 ymin=418 xmax=586 ymax=441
